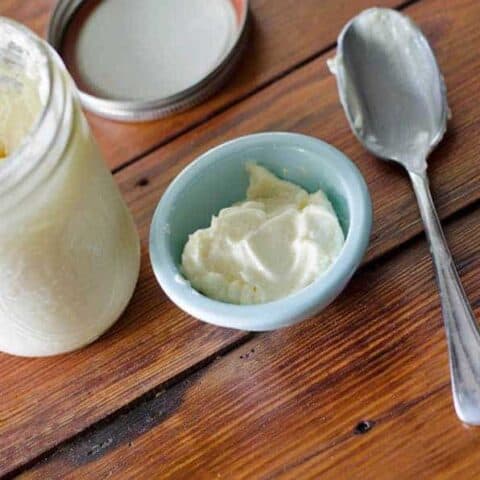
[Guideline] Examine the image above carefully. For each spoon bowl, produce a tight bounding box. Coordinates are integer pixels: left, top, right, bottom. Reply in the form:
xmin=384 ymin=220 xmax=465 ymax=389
xmin=332 ymin=8 xmax=448 ymax=171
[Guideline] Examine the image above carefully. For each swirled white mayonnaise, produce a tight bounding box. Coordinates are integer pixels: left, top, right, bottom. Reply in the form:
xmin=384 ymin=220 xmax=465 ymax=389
xmin=181 ymin=164 xmax=345 ymax=304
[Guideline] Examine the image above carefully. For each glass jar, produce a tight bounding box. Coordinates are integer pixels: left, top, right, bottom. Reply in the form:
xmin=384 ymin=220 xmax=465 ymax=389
xmin=0 ymin=19 xmax=140 ymax=356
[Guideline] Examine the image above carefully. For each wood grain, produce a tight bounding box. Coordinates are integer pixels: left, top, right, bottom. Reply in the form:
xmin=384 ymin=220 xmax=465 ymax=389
xmin=19 ymin=183 xmax=480 ymax=479
xmin=0 ymin=0 xmax=53 ymax=35
xmin=1 ymin=0 xmax=480 ymax=476
xmin=1 ymin=0 xmax=405 ymax=170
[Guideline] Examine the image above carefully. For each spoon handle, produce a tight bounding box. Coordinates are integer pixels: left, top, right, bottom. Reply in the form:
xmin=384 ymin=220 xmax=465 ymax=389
xmin=409 ymin=170 xmax=480 ymax=425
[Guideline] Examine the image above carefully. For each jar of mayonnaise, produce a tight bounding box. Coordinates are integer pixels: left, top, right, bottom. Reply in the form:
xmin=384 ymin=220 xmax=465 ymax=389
xmin=0 ymin=19 xmax=140 ymax=356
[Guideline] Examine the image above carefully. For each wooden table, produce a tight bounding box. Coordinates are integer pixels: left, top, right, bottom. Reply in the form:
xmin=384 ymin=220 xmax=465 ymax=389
xmin=1 ymin=0 xmax=480 ymax=478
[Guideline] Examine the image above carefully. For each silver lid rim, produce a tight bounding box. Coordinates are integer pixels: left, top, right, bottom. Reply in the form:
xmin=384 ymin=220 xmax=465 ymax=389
xmin=47 ymin=0 xmax=249 ymax=122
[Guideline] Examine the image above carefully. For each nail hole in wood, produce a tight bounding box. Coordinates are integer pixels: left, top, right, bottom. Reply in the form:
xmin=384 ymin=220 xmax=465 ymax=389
xmin=137 ymin=177 xmax=149 ymax=187
xmin=240 ymin=348 xmax=255 ymax=360
xmin=353 ymin=420 xmax=375 ymax=435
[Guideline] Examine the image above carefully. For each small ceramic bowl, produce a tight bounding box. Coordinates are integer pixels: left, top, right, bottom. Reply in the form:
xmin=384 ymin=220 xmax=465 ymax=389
xmin=150 ymin=132 xmax=372 ymax=331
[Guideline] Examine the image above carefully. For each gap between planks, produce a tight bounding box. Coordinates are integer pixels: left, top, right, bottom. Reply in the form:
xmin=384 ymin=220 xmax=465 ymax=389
xmin=3 ymin=334 xmax=254 ymax=480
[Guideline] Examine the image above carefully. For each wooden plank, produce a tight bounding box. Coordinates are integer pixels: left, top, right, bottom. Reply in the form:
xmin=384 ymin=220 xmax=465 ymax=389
xmin=1 ymin=0 xmax=405 ymax=170
xmin=20 ymin=198 xmax=480 ymax=479
xmin=0 ymin=0 xmax=52 ymax=35
xmin=1 ymin=0 xmax=480 ymax=475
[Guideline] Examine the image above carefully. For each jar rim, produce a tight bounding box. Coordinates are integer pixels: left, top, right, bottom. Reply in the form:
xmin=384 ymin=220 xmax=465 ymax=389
xmin=0 ymin=17 xmax=55 ymax=198
xmin=0 ymin=16 xmax=63 ymax=203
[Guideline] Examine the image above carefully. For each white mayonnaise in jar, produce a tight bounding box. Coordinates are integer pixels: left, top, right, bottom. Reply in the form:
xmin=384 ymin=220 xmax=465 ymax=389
xmin=0 ymin=18 xmax=140 ymax=356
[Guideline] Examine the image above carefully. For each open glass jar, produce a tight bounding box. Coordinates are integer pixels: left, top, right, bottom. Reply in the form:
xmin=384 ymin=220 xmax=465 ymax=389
xmin=0 ymin=19 xmax=140 ymax=356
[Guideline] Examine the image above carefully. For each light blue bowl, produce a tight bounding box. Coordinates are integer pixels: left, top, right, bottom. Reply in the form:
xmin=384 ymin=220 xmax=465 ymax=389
xmin=149 ymin=132 xmax=372 ymax=331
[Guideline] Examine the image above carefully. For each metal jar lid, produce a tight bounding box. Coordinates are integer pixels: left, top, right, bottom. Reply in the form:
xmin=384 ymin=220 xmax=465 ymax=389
xmin=48 ymin=0 xmax=249 ymax=122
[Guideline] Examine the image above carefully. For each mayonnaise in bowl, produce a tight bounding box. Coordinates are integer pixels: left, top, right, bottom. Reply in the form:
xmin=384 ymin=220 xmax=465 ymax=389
xmin=150 ymin=132 xmax=372 ymax=331
xmin=181 ymin=164 xmax=345 ymax=304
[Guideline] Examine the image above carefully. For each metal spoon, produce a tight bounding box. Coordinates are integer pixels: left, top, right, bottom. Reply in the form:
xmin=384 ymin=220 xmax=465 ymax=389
xmin=329 ymin=7 xmax=480 ymax=424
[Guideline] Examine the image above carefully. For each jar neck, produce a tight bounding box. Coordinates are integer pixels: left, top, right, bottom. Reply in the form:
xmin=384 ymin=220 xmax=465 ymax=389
xmin=0 ymin=18 xmax=74 ymax=212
